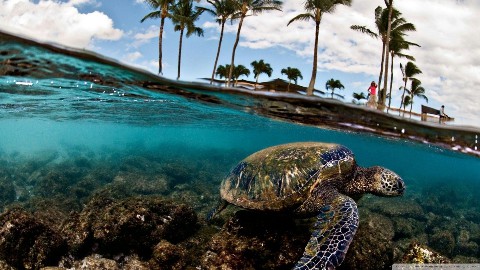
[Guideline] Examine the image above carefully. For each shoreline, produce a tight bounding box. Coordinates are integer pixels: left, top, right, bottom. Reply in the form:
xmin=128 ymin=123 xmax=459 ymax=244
xmin=146 ymin=80 xmax=480 ymax=158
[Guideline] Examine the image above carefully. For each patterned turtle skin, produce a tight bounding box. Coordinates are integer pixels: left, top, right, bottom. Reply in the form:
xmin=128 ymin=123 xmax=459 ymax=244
xmin=209 ymin=142 xmax=405 ymax=270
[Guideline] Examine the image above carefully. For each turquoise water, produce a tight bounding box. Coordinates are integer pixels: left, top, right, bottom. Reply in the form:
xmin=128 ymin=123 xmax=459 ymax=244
xmin=1 ymin=32 xmax=480 ymax=267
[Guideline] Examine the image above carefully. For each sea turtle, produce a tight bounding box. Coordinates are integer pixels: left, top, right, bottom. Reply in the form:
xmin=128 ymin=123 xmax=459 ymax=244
xmin=208 ymin=142 xmax=405 ymax=270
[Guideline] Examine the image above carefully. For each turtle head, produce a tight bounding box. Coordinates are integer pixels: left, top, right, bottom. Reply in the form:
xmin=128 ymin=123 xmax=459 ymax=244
xmin=368 ymin=166 xmax=405 ymax=196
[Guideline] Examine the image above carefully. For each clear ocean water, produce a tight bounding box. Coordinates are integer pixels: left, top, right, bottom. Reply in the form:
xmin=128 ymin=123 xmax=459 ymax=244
xmin=1 ymin=32 xmax=480 ymax=266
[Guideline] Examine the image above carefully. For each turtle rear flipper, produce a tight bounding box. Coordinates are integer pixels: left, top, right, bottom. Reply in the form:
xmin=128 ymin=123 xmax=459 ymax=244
xmin=294 ymin=194 xmax=358 ymax=270
xmin=206 ymin=199 xmax=228 ymax=221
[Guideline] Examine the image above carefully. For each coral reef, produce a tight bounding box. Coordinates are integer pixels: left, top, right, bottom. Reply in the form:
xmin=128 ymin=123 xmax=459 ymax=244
xmin=0 ymin=147 xmax=479 ymax=269
xmin=339 ymin=210 xmax=395 ymax=270
xmin=401 ymin=242 xmax=450 ymax=263
xmin=0 ymin=209 xmax=67 ymax=269
xmin=61 ymin=194 xmax=199 ymax=258
xmin=201 ymin=210 xmax=309 ymax=270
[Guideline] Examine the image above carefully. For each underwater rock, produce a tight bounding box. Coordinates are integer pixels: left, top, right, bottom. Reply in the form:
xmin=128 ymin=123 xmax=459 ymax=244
xmin=0 ymin=208 xmax=67 ymax=270
xmin=0 ymin=177 xmax=15 ymax=211
xmin=161 ymin=162 xmax=194 ymax=184
xmin=53 ymin=254 xmax=150 ymax=270
xmin=339 ymin=210 xmax=395 ymax=270
xmin=420 ymin=185 xmax=463 ymax=217
xmin=0 ymin=260 xmax=15 ymax=270
xmin=168 ymin=188 xmax=213 ymax=215
xmin=201 ymin=210 xmax=309 ymax=270
xmin=149 ymin=240 xmax=186 ymax=270
xmin=424 ymin=213 xmax=480 ymax=257
xmin=61 ymin=195 xmax=198 ymax=258
xmin=119 ymin=156 xmax=156 ymax=173
xmin=452 ymin=255 xmax=480 ymax=263
xmin=392 ymin=217 xmax=425 ymax=239
xmin=112 ymin=172 xmax=169 ymax=196
xmin=122 ymin=256 xmax=150 ymax=270
xmin=71 ymin=255 xmax=119 ymax=270
xmin=365 ymin=197 xmax=424 ymax=219
xmin=401 ymin=241 xmax=450 ymax=263
xmin=25 ymin=199 xmax=71 ymax=232
xmin=429 ymin=230 xmax=455 ymax=256
xmin=454 ymin=240 xmax=479 ymax=257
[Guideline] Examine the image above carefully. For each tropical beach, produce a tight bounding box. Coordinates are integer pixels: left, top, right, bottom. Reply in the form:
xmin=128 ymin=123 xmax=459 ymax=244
xmin=1 ymin=0 xmax=480 ymax=270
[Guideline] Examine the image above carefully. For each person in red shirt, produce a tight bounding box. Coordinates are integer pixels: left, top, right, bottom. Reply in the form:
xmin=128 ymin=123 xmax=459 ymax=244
xmin=367 ymin=81 xmax=377 ymax=108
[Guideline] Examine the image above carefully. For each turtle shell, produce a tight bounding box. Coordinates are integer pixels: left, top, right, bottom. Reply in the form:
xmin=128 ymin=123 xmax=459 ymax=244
xmin=220 ymin=142 xmax=356 ymax=211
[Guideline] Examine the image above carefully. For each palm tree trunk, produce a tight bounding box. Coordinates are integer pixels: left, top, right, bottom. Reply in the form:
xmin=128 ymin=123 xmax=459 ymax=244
xmin=387 ymin=52 xmax=394 ymax=112
xmin=399 ymin=77 xmax=408 ymax=113
xmin=159 ymin=17 xmax=166 ymax=75
xmin=255 ymin=75 xmax=259 ymax=90
xmin=210 ymin=21 xmax=225 ymax=84
xmin=177 ymin=28 xmax=184 ymax=80
xmin=380 ymin=0 xmax=394 ymax=110
xmin=228 ymin=15 xmax=245 ymax=87
xmin=287 ymin=81 xmax=291 ymax=92
xmin=307 ymin=21 xmax=320 ymax=96
xmin=409 ymin=96 xmax=414 ymax=117
xmin=377 ymin=40 xmax=386 ymax=91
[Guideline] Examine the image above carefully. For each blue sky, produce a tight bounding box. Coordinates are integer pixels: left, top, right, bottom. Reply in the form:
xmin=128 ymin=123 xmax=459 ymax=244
xmin=1 ymin=0 xmax=479 ymax=127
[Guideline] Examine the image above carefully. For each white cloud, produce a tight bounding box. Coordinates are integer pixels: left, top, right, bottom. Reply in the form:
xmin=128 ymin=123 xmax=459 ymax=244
xmin=125 ymin=51 xmax=143 ymax=62
xmin=205 ymin=0 xmax=480 ymax=125
xmin=0 ymin=0 xmax=123 ymax=49
xmin=132 ymin=25 xmax=159 ymax=47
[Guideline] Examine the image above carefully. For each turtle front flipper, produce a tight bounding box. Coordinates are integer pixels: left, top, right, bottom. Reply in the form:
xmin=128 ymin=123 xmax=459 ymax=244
xmin=294 ymin=194 xmax=358 ymax=270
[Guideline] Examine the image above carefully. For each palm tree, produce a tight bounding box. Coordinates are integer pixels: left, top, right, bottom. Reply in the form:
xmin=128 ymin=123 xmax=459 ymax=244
xmin=381 ymin=0 xmax=394 ymax=110
xmin=232 ymin=64 xmax=250 ymax=86
xmin=351 ymin=5 xmax=416 ymax=109
xmin=288 ymin=0 xmax=352 ymax=96
xmin=227 ymin=0 xmax=283 ymax=86
xmin=141 ymin=0 xmax=176 ymax=75
xmin=352 ymin=92 xmax=368 ymax=104
xmin=251 ymin=60 xmax=273 ymax=90
xmin=197 ymin=0 xmax=236 ymax=84
xmin=216 ymin=64 xmax=230 ymax=84
xmin=281 ymin=67 xmax=303 ymax=92
xmin=170 ymin=0 xmax=204 ymax=80
xmin=387 ymin=36 xmax=419 ymax=111
xmin=399 ymin=61 xmax=422 ymax=112
xmin=351 ymin=6 xmax=389 ymax=99
xmin=407 ymin=78 xmax=428 ymax=114
xmin=325 ymin=78 xmax=345 ymax=99
xmin=402 ymin=95 xmax=412 ymax=111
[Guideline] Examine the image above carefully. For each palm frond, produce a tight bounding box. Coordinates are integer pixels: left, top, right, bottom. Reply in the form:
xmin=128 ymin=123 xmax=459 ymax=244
xmin=418 ymin=94 xmax=428 ymax=103
xmin=350 ymin=25 xmax=378 ymax=38
xmin=196 ymin=6 xmax=216 ymax=17
xmin=143 ymin=0 xmax=161 ymax=9
xmin=395 ymin=53 xmax=415 ymax=61
xmin=140 ymin=11 xmax=162 ymax=22
xmin=187 ymin=27 xmax=204 ymax=37
xmin=287 ymin=13 xmax=314 ymax=25
xmin=393 ymin=22 xmax=416 ymax=33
